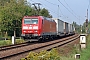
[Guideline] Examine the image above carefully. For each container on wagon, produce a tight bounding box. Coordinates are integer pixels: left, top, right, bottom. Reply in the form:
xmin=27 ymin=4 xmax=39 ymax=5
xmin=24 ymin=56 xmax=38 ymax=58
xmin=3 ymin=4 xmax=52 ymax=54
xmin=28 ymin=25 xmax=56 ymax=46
xmin=52 ymin=18 xmax=64 ymax=36
xmin=64 ymin=22 xmax=69 ymax=35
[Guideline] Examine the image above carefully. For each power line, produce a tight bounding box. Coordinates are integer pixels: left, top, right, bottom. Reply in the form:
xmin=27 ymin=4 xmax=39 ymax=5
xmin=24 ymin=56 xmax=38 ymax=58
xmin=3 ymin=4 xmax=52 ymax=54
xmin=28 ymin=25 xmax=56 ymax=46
xmin=58 ymin=0 xmax=79 ymax=20
xmin=44 ymin=0 xmax=67 ymax=18
xmin=58 ymin=5 xmax=66 ymax=18
xmin=29 ymin=0 xmax=35 ymax=3
xmin=64 ymin=0 xmax=84 ymax=20
xmin=28 ymin=0 xmax=68 ymax=18
xmin=44 ymin=0 xmax=58 ymax=6
xmin=29 ymin=0 xmax=59 ymax=17
xmin=88 ymin=0 xmax=90 ymax=9
xmin=36 ymin=0 xmax=59 ymax=16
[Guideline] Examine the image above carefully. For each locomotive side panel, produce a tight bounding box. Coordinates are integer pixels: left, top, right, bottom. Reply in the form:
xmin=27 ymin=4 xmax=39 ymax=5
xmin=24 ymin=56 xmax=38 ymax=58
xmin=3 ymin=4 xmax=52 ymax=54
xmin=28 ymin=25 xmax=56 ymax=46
xmin=41 ymin=18 xmax=56 ymax=35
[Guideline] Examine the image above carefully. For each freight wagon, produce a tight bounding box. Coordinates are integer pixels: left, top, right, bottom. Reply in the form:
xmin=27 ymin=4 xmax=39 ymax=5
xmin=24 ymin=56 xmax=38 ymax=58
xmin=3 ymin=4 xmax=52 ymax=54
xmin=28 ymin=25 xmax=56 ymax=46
xmin=71 ymin=24 xmax=75 ymax=34
xmin=68 ymin=23 xmax=75 ymax=35
xmin=52 ymin=18 xmax=65 ymax=37
xmin=64 ymin=22 xmax=69 ymax=35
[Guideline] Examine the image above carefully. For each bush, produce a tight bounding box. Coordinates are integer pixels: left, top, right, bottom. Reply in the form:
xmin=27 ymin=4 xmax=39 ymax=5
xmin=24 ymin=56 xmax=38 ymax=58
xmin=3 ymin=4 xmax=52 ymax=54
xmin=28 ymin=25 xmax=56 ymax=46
xmin=21 ymin=48 xmax=61 ymax=60
xmin=15 ymin=39 xmax=24 ymax=44
xmin=0 ymin=40 xmax=12 ymax=46
xmin=0 ymin=39 xmax=25 ymax=46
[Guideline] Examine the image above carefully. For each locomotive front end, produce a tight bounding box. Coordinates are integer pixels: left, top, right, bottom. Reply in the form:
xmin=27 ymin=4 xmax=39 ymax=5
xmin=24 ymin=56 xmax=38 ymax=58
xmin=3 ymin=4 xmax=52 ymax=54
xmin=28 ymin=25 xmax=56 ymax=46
xmin=21 ymin=16 xmax=40 ymax=39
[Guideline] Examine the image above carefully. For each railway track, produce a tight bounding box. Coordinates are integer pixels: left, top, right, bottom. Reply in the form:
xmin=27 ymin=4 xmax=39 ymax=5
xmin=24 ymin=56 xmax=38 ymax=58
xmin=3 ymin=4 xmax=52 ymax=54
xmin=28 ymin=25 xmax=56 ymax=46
xmin=0 ymin=42 xmax=37 ymax=51
xmin=0 ymin=34 xmax=79 ymax=60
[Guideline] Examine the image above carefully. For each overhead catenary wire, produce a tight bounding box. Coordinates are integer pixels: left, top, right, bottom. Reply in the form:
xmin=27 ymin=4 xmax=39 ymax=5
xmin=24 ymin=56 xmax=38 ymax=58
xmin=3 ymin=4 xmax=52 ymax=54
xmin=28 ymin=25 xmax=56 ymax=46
xmin=29 ymin=0 xmax=35 ymax=3
xmin=44 ymin=0 xmax=67 ymax=18
xmin=44 ymin=0 xmax=58 ymax=6
xmin=64 ymin=0 xmax=84 ymax=20
xmin=28 ymin=0 xmax=83 ymax=21
xmin=58 ymin=5 xmax=66 ymax=18
xmin=58 ymin=0 xmax=79 ymax=20
xmin=34 ymin=0 xmax=59 ymax=17
xmin=29 ymin=0 xmax=67 ymax=18
xmin=30 ymin=0 xmax=57 ymax=14
xmin=88 ymin=0 xmax=90 ymax=9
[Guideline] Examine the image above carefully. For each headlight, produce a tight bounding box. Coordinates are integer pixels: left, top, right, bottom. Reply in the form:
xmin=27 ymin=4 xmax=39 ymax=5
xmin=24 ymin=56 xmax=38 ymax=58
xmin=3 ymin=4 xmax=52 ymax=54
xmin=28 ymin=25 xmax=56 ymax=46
xmin=23 ymin=31 xmax=26 ymax=32
xmin=33 ymin=26 xmax=38 ymax=29
xmin=29 ymin=27 xmax=32 ymax=29
xmin=23 ymin=26 xmax=28 ymax=29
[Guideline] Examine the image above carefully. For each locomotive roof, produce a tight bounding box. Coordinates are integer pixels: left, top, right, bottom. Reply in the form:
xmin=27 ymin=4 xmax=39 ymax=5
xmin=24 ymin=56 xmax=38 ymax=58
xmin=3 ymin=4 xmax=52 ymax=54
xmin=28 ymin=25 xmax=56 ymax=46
xmin=23 ymin=16 xmax=55 ymax=22
xmin=41 ymin=16 xmax=55 ymax=22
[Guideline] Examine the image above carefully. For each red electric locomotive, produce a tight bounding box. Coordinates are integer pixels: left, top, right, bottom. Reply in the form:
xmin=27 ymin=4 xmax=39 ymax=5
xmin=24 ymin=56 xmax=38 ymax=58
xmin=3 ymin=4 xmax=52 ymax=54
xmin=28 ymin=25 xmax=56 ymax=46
xmin=21 ymin=16 xmax=57 ymax=41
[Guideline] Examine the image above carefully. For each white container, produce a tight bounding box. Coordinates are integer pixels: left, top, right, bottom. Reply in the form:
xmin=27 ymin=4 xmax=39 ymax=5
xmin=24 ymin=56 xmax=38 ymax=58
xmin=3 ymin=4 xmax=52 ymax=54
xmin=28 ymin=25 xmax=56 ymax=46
xmin=71 ymin=24 xmax=73 ymax=32
xmin=68 ymin=24 xmax=70 ymax=33
xmin=68 ymin=24 xmax=73 ymax=34
xmin=64 ymin=22 xmax=69 ymax=34
xmin=52 ymin=18 xmax=64 ymax=35
xmin=72 ymin=25 xmax=75 ymax=32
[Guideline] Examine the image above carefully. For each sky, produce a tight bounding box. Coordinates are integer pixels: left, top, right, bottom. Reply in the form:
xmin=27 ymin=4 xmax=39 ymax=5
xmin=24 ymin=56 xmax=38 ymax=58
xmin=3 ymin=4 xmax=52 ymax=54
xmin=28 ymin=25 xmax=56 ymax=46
xmin=27 ymin=0 xmax=90 ymax=25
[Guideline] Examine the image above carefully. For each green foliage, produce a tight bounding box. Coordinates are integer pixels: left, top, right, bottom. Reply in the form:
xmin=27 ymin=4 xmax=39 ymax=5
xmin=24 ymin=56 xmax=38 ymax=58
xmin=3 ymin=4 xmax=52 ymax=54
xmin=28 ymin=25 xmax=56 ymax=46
xmin=0 ymin=40 xmax=12 ymax=46
xmin=21 ymin=48 xmax=61 ymax=60
xmin=73 ymin=22 xmax=81 ymax=33
xmin=87 ymin=20 xmax=90 ymax=33
xmin=40 ymin=8 xmax=52 ymax=18
xmin=0 ymin=39 xmax=25 ymax=46
xmin=80 ymin=34 xmax=90 ymax=60
xmin=15 ymin=39 xmax=25 ymax=44
xmin=0 ymin=0 xmax=51 ymax=37
xmin=59 ymin=34 xmax=90 ymax=60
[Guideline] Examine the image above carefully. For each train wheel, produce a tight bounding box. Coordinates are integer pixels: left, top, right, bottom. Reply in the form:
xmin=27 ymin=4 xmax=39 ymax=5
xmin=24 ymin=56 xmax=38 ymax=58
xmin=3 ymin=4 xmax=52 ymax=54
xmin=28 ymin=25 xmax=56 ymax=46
xmin=38 ymin=37 xmax=44 ymax=43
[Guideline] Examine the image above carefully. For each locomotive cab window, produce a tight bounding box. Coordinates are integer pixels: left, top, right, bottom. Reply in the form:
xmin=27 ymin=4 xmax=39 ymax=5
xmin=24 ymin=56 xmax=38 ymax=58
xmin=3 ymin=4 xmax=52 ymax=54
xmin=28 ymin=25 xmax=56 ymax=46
xmin=32 ymin=19 xmax=38 ymax=24
xmin=24 ymin=18 xmax=38 ymax=24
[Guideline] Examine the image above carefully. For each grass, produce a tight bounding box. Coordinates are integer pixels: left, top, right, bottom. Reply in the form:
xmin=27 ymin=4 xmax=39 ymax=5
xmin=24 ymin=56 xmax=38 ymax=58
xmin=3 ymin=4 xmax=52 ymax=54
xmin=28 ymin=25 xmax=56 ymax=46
xmin=21 ymin=48 xmax=61 ymax=60
xmin=80 ymin=34 xmax=90 ymax=60
xmin=0 ymin=39 xmax=25 ymax=46
xmin=0 ymin=40 xmax=12 ymax=46
xmin=1 ymin=35 xmax=90 ymax=60
xmin=60 ymin=34 xmax=90 ymax=60
xmin=21 ymin=34 xmax=90 ymax=60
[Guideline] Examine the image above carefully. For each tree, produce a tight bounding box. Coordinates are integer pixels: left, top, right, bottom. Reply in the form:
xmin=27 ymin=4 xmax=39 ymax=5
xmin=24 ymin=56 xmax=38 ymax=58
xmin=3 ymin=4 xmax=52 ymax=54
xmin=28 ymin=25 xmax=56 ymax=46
xmin=72 ymin=21 xmax=81 ymax=33
xmin=0 ymin=0 xmax=52 ymax=37
xmin=0 ymin=0 xmax=32 ymax=37
xmin=40 ymin=8 xmax=52 ymax=18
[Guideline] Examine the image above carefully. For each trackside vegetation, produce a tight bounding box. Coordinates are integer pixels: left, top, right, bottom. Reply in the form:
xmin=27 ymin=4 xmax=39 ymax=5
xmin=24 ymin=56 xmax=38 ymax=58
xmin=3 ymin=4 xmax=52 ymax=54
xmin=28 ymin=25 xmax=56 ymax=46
xmin=80 ymin=34 xmax=90 ymax=60
xmin=21 ymin=34 xmax=90 ymax=60
xmin=60 ymin=34 xmax=90 ymax=60
xmin=21 ymin=48 xmax=61 ymax=60
xmin=0 ymin=0 xmax=52 ymax=38
xmin=0 ymin=39 xmax=24 ymax=46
